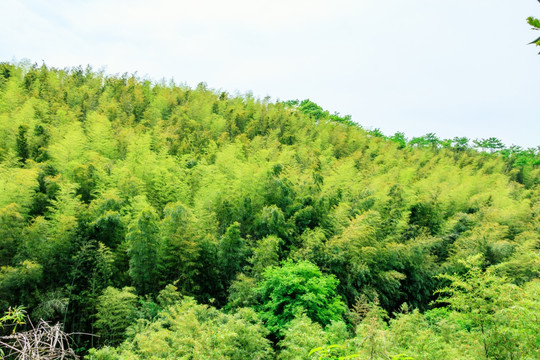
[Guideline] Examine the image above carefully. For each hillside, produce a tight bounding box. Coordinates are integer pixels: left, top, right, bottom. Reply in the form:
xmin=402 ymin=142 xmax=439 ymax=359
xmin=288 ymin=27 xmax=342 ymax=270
xmin=0 ymin=63 xmax=539 ymax=359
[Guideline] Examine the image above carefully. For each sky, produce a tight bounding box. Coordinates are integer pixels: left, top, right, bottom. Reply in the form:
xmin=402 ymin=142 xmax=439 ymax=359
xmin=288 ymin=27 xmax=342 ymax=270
xmin=1 ymin=0 xmax=539 ymax=148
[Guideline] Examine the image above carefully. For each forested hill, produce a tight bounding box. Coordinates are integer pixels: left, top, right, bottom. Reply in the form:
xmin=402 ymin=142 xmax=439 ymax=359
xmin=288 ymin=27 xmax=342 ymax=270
xmin=0 ymin=63 xmax=539 ymax=359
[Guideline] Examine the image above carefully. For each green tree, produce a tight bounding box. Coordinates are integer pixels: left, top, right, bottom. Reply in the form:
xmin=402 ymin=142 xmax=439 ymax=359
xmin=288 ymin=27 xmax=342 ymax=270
xmin=15 ymin=125 xmax=29 ymax=164
xmin=126 ymin=197 xmax=160 ymax=295
xmin=226 ymin=273 xmax=259 ymax=309
xmin=278 ymin=314 xmax=326 ymax=360
xmin=256 ymin=260 xmax=346 ymax=338
xmin=94 ymin=286 xmax=138 ymax=346
xmin=0 ymin=260 xmax=42 ymax=311
xmin=390 ymin=132 xmax=407 ymax=149
xmin=84 ymin=112 xmax=118 ymax=159
xmin=436 ymin=255 xmax=532 ymax=359
xmin=298 ymin=99 xmax=327 ymax=120
xmin=250 ymin=235 xmax=281 ymax=280
xmin=452 ymin=137 xmax=470 ymax=151
xmin=424 ymin=133 xmax=440 ymax=148
xmin=218 ymin=222 xmax=248 ymax=288
xmin=257 ymin=204 xmax=289 ymax=240
xmin=90 ymin=298 xmax=274 ymax=360
xmin=473 ymin=138 xmax=505 ymax=153
xmin=0 ymin=204 xmax=24 ymax=267
xmin=158 ymin=202 xmax=199 ymax=293
xmin=351 ymin=302 xmax=392 ymax=360
xmin=65 ymin=241 xmax=114 ymax=340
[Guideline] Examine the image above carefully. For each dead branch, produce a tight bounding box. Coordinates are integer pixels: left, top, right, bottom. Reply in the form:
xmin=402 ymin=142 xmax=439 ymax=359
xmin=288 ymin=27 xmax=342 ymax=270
xmin=0 ymin=319 xmax=78 ymax=360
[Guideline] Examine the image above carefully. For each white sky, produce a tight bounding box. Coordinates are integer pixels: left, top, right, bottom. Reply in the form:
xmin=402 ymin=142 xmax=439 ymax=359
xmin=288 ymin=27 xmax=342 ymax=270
xmin=1 ymin=0 xmax=539 ymax=148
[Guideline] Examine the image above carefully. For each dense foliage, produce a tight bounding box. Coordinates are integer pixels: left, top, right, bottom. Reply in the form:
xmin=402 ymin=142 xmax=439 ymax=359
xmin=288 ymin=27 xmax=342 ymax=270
xmin=0 ymin=62 xmax=539 ymax=359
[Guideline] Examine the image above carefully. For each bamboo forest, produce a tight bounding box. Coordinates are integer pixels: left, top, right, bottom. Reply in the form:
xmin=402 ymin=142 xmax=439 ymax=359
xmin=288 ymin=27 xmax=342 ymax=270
xmin=0 ymin=62 xmax=538 ymax=359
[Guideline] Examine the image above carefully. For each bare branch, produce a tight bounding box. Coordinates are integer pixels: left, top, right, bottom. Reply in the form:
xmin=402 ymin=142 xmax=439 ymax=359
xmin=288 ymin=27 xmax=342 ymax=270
xmin=0 ymin=319 xmax=79 ymax=360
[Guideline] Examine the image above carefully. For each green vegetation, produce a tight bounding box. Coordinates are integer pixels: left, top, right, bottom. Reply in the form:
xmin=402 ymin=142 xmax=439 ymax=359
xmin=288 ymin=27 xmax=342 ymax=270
xmin=528 ymin=16 xmax=540 ymax=53
xmin=256 ymin=260 xmax=346 ymax=338
xmin=0 ymin=62 xmax=539 ymax=359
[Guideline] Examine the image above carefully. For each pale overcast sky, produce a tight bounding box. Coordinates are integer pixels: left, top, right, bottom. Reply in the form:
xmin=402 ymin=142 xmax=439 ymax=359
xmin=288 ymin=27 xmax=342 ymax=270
xmin=1 ymin=0 xmax=539 ymax=148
